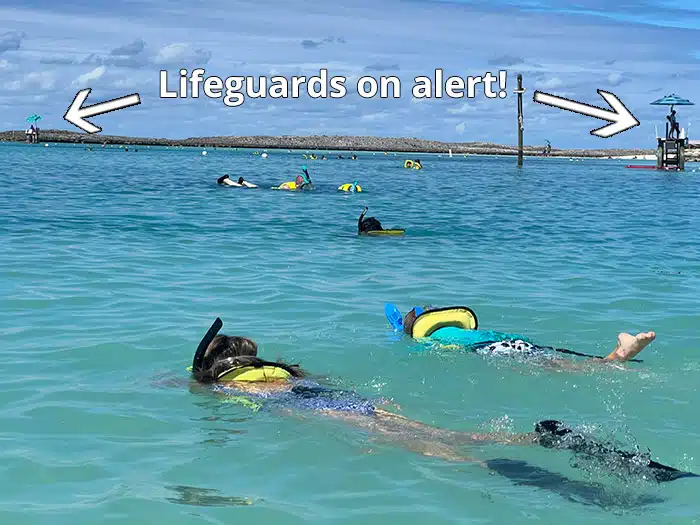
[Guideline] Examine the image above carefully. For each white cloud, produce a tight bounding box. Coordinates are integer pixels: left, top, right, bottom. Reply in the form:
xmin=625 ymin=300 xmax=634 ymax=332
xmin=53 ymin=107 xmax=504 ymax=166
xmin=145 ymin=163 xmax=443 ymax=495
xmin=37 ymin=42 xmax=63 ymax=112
xmin=608 ymin=72 xmax=623 ymax=86
xmin=535 ymin=76 xmax=564 ymax=89
xmin=153 ymin=43 xmax=211 ymax=65
xmin=73 ymin=66 xmax=106 ymax=88
xmin=455 ymin=121 xmax=466 ymax=133
xmin=360 ymin=111 xmax=389 ymax=121
xmin=447 ymin=102 xmax=474 ymax=114
xmin=3 ymin=71 xmax=56 ymax=91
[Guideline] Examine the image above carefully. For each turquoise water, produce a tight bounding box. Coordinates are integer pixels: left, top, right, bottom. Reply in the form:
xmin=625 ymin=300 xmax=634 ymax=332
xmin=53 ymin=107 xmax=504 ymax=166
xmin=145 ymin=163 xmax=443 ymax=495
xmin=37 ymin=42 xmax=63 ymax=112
xmin=2 ymin=142 xmax=700 ymax=523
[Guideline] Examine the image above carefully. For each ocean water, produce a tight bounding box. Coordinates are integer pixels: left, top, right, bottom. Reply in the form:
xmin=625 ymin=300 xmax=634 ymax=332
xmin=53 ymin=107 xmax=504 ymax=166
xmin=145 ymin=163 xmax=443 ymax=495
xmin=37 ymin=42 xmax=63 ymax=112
xmin=1 ymin=142 xmax=699 ymax=524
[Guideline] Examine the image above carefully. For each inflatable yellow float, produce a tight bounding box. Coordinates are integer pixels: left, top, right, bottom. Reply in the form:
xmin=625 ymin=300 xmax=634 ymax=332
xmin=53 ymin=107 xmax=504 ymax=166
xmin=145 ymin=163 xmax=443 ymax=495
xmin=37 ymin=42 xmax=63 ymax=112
xmin=403 ymin=159 xmax=423 ymax=170
xmin=410 ymin=306 xmax=478 ymax=337
xmin=338 ymin=182 xmax=362 ymax=192
xmin=272 ymin=181 xmax=297 ymax=190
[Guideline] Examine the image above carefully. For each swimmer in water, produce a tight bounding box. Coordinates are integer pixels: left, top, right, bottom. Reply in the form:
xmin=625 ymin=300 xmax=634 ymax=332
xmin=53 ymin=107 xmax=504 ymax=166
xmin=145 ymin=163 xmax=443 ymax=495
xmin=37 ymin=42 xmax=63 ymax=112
xmin=295 ymin=166 xmax=313 ymax=190
xmin=236 ymin=176 xmax=258 ymax=188
xmin=190 ymin=318 xmax=696 ymax=484
xmin=397 ymin=306 xmax=655 ymax=367
xmin=358 ymin=207 xmax=383 ymax=233
xmin=217 ymin=175 xmax=242 ymax=187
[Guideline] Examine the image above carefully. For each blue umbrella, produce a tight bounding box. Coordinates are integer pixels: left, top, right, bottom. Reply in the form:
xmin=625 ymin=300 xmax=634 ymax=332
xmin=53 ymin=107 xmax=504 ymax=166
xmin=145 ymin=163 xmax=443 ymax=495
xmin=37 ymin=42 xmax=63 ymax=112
xmin=650 ymin=93 xmax=694 ymax=111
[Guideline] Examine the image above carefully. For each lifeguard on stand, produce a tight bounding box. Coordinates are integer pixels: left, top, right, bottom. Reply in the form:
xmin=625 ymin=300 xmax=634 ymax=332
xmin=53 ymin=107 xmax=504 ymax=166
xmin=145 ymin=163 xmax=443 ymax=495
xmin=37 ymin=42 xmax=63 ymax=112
xmin=651 ymin=94 xmax=693 ymax=170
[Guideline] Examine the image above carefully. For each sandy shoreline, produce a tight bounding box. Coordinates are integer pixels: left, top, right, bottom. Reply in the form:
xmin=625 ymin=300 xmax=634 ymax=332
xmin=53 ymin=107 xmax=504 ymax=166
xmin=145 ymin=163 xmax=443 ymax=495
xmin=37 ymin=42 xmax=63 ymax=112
xmin=1 ymin=128 xmax=667 ymax=158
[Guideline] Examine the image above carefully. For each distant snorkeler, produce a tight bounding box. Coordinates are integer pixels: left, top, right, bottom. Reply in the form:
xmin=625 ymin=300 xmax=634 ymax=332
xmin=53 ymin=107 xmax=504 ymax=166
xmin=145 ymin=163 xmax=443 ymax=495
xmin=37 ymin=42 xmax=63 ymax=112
xmin=358 ymin=207 xmax=405 ymax=235
xmin=295 ymin=166 xmax=314 ymax=190
xmin=388 ymin=305 xmax=655 ymax=368
xmin=217 ymin=175 xmax=258 ymax=188
xmin=358 ymin=207 xmax=383 ymax=233
xmin=190 ymin=318 xmax=696 ymax=486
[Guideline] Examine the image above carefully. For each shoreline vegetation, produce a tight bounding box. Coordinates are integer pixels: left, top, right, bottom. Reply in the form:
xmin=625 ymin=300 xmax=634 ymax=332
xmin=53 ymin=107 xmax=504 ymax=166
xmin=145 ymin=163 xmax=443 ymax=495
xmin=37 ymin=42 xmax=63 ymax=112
xmin=2 ymin=128 xmax=696 ymax=160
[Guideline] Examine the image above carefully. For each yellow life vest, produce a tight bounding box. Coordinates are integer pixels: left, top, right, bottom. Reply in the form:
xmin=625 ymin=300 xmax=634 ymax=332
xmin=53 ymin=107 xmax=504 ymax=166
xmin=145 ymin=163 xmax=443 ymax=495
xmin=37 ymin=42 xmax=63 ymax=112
xmin=217 ymin=365 xmax=293 ymax=382
xmin=411 ymin=306 xmax=478 ymax=338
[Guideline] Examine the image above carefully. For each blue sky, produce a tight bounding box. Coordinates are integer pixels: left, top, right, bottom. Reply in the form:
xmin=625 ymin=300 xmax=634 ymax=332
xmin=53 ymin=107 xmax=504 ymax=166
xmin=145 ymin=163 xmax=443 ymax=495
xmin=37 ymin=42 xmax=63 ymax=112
xmin=1 ymin=0 xmax=698 ymax=148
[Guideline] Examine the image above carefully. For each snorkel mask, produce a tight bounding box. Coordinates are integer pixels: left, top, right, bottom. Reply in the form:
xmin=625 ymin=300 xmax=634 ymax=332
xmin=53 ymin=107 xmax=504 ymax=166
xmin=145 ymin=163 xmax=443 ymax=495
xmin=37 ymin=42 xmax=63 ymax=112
xmin=191 ymin=318 xmax=293 ymax=382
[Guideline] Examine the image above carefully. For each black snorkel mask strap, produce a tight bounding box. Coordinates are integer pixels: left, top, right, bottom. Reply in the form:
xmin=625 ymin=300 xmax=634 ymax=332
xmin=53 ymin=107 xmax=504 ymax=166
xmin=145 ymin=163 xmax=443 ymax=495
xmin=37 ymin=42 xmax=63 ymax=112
xmin=192 ymin=317 xmax=223 ymax=371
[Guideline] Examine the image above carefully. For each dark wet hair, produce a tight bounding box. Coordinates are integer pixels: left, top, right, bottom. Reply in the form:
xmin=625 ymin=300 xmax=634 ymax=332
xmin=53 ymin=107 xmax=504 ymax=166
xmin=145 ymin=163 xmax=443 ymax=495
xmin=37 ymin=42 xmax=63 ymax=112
xmin=217 ymin=175 xmax=229 ymax=184
xmin=403 ymin=308 xmax=418 ymax=335
xmin=237 ymin=177 xmax=244 ymax=184
xmin=193 ymin=334 xmax=306 ymax=383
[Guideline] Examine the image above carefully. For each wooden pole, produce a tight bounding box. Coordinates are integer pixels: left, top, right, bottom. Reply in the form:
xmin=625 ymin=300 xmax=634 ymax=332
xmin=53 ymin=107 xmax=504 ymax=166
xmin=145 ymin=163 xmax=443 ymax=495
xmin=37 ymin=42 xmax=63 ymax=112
xmin=515 ymin=74 xmax=525 ymax=168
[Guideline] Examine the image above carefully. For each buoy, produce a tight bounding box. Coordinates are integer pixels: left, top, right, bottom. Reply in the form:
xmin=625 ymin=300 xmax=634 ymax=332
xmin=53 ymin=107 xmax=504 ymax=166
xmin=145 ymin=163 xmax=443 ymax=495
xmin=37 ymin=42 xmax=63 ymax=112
xmin=202 ymin=150 xmax=207 ymax=156
xmin=261 ymin=152 xmax=268 ymax=158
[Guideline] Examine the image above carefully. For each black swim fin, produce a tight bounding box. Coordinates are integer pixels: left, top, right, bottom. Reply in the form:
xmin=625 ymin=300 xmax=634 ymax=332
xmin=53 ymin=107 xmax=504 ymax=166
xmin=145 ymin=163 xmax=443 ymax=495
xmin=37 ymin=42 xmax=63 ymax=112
xmin=534 ymin=420 xmax=698 ymax=483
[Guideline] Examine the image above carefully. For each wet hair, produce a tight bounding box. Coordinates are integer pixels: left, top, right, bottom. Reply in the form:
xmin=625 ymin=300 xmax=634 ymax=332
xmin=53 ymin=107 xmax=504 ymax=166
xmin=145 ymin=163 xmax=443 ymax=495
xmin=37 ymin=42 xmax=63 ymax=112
xmin=217 ymin=175 xmax=230 ymax=184
xmin=402 ymin=308 xmax=418 ymax=335
xmin=237 ymin=177 xmax=244 ymax=184
xmin=358 ymin=207 xmax=383 ymax=233
xmin=193 ymin=334 xmax=306 ymax=383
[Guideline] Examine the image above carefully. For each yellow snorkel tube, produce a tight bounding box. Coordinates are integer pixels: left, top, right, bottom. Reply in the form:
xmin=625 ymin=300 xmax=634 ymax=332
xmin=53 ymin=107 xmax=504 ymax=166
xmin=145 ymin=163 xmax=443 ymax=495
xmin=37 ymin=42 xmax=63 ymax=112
xmin=411 ymin=306 xmax=478 ymax=338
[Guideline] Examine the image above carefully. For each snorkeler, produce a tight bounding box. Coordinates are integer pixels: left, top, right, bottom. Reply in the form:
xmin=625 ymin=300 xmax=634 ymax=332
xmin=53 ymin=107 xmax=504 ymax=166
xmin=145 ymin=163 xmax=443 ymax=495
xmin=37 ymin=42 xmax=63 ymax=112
xmin=190 ymin=318 xmax=695 ymax=484
xmin=358 ymin=207 xmax=405 ymax=235
xmin=358 ymin=207 xmax=383 ymax=233
xmin=217 ymin=175 xmax=241 ymax=187
xmin=388 ymin=305 xmax=655 ymax=366
xmin=236 ymin=176 xmax=258 ymax=188
xmin=295 ymin=166 xmax=313 ymax=190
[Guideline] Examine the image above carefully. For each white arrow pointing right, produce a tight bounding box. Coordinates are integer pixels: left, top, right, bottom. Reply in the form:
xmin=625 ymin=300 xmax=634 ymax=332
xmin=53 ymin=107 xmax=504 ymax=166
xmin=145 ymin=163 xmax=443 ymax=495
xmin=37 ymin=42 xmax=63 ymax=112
xmin=533 ymin=89 xmax=640 ymax=138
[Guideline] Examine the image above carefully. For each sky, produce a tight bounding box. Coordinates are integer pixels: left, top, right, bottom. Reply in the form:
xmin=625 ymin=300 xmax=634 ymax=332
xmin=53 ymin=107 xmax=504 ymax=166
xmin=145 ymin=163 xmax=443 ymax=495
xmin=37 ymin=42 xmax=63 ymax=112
xmin=1 ymin=0 xmax=699 ymax=148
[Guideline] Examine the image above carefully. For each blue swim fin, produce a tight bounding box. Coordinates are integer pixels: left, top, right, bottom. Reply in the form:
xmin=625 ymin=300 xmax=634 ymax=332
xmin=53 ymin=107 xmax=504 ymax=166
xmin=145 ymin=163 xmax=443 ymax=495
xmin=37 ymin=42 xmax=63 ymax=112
xmin=412 ymin=306 xmax=424 ymax=316
xmin=385 ymin=303 xmax=403 ymax=331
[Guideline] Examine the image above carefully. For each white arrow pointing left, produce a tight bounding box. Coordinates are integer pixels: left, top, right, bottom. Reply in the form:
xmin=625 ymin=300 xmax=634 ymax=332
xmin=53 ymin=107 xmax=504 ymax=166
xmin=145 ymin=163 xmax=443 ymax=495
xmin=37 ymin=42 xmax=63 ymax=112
xmin=64 ymin=89 xmax=141 ymax=133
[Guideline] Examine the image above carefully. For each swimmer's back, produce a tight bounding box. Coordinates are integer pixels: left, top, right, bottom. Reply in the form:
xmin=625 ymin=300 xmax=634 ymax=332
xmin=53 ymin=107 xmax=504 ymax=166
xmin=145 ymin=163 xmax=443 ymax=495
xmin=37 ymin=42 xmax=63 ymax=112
xmin=429 ymin=327 xmax=531 ymax=347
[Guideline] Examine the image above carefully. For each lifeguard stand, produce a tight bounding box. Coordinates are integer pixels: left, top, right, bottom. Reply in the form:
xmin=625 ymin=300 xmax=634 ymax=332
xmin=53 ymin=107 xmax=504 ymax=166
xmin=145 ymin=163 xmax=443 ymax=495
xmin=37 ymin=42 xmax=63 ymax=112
xmin=651 ymin=94 xmax=694 ymax=171
xmin=656 ymin=133 xmax=687 ymax=170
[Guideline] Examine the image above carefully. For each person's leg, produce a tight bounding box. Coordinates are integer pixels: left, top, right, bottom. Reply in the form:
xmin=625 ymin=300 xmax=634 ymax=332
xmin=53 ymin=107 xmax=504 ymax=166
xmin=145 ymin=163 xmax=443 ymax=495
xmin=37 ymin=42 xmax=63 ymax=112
xmin=603 ymin=332 xmax=656 ymax=362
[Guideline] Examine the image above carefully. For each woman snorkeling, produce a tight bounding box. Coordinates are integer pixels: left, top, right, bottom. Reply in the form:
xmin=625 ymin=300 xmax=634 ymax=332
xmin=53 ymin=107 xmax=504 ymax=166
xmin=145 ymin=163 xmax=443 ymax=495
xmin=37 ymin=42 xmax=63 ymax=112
xmin=295 ymin=166 xmax=313 ymax=190
xmin=387 ymin=305 xmax=655 ymax=368
xmin=190 ymin=318 xmax=694 ymax=485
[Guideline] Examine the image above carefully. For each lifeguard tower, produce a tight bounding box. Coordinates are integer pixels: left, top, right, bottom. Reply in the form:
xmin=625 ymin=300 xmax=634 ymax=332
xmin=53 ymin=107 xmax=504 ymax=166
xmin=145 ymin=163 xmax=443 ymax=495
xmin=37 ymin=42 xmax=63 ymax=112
xmin=651 ymin=94 xmax=693 ymax=170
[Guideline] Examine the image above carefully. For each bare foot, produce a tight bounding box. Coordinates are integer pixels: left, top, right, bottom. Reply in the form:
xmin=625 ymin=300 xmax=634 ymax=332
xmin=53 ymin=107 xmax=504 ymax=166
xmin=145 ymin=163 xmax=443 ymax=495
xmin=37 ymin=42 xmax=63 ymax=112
xmin=605 ymin=331 xmax=656 ymax=362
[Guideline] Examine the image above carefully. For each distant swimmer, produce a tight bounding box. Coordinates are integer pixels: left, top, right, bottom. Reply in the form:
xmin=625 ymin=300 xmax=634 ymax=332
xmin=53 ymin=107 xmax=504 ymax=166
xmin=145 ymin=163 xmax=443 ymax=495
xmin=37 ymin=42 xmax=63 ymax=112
xmin=236 ymin=176 xmax=258 ymax=188
xmin=351 ymin=153 xmax=358 ymax=160
xmin=295 ymin=166 xmax=314 ymax=190
xmin=321 ymin=155 xmax=327 ymax=160
xmin=217 ymin=175 xmax=242 ymax=187
xmin=413 ymin=158 xmax=423 ymax=169
xmin=337 ymin=154 xmax=344 ymax=159
xmin=358 ymin=207 xmax=405 ymax=235
xmin=387 ymin=304 xmax=655 ymax=368
xmin=189 ymin=317 xmax=698 ymax=489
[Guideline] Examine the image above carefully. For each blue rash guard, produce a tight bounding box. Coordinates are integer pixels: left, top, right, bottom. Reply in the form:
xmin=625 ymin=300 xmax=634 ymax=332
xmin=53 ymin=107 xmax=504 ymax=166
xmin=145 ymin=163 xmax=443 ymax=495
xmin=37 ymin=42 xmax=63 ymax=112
xmin=213 ymin=380 xmax=376 ymax=415
xmin=426 ymin=327 xmax=549 ymax=357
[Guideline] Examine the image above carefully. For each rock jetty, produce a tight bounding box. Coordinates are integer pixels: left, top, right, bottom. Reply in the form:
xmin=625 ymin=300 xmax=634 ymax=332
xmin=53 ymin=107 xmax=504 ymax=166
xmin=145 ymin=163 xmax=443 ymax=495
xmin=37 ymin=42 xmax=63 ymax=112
xmin=0 ymin=128 xmax=667 ymax=158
